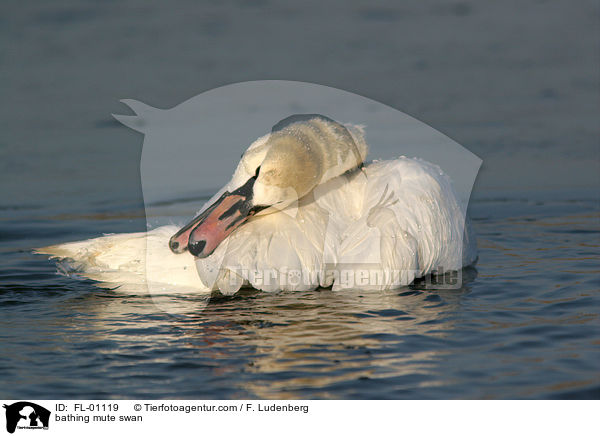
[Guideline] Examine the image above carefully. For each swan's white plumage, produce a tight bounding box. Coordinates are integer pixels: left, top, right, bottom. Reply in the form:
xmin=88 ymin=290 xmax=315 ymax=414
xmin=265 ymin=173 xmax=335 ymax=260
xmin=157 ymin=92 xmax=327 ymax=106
xmin=38 ymin=119 xmax=476 ymax=294
xmin=204 ymin=157 xmax=476 ymax=293
xmin=37 ymin=226 xmax=204 ymax=293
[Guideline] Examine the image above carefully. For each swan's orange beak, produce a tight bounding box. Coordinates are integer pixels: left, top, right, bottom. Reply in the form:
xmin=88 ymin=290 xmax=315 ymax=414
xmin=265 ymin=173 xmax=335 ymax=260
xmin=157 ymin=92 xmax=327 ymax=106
xmin=169 ymin=176 xmax=260 ymax=258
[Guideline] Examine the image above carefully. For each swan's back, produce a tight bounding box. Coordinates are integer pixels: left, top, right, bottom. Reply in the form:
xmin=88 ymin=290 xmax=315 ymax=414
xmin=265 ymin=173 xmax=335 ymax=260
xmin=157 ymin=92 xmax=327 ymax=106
xmin=333 ymin=158 xmax=476 ymax=289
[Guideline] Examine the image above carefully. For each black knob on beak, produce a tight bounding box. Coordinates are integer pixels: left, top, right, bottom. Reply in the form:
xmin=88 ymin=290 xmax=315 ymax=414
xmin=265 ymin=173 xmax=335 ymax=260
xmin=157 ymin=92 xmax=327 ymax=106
xmin=188 ymin=239 xmax=207 ymax=257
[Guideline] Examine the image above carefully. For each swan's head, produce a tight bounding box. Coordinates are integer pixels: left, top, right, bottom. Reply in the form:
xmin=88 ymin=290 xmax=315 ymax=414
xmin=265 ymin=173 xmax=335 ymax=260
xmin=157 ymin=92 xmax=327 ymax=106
xmin=169 ymin=114 xmax=368 ymax=258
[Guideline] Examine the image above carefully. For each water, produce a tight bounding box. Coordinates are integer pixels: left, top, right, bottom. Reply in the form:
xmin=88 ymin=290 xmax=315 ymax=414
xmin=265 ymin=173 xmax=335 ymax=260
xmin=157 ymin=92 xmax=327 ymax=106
xmin=1 ymin=0 xmax=599 ymax=399
xmin=0 ymin=192 xmax=598 ymax=399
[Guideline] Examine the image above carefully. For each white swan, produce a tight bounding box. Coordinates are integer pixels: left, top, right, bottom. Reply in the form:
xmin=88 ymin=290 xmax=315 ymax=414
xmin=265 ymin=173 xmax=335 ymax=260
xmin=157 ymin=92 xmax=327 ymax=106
xmin=38 ymin=115 xmax=476 ymax=294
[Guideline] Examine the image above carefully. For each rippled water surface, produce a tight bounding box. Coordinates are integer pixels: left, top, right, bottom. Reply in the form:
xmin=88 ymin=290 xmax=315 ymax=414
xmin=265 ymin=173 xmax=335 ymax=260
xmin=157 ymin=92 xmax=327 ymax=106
xmin=1 ymin=194 xmax=598 ymax=399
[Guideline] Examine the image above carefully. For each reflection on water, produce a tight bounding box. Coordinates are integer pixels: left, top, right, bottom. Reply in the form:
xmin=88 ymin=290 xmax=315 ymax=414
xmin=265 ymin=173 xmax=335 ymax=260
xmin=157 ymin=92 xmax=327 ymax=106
xmin=26 ymin=272 xmax=473 ymax=399
xmin=185 ymin=280 xmax=473 ymax=399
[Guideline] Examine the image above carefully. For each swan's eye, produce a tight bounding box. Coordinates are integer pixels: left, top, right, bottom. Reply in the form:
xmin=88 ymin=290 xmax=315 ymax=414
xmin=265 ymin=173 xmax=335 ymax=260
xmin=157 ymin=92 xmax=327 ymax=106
xmin=249 ymin=204 xmax=268 ymax=215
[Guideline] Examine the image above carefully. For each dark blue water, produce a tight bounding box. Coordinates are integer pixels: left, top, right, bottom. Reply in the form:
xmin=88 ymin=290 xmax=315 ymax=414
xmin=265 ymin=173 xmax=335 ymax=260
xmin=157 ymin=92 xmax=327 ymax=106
xmin=1 ymin=191 xmax=598 ymax=399
xmin=1 ymin=0 xmax=599 ymax=399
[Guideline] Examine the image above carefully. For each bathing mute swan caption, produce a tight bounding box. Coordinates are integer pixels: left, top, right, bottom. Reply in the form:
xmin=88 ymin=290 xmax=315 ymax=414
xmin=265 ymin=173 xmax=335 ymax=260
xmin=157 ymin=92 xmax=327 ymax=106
xmin=38 ymin=114 xmax=477 ymax=294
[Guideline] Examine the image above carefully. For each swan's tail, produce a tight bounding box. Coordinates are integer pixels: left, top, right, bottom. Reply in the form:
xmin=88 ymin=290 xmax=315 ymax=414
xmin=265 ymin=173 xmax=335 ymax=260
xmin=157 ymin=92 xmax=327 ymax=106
xmin=36 ymin=225 xmax=208 ymax=294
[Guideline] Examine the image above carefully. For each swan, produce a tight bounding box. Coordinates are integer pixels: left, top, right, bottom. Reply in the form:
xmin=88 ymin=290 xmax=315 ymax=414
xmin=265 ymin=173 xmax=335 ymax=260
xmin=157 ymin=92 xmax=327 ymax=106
xmin=38 ymin=114 xmax=476 ymax=294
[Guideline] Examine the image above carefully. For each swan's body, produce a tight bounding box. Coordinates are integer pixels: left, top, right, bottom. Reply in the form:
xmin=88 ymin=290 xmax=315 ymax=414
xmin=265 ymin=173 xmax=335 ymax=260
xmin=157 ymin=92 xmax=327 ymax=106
xmin=39 ymin=115 xmax=476 ymax=294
